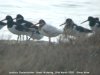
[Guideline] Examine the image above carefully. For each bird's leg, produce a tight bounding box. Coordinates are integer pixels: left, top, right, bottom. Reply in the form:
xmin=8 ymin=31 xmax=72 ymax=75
xmin=25 ymin=35 xmax=27 ymax=40
xmin=20 ymin=35 xmax=21 ymax=43
xmin=26 ymin=35 xmax=28 ymax=40
xmin=17 ymin=35 xmax=19 ymax=43
xmin=23 ymin=35 xmax=24 ymax=41
xmin=28 ymin=37 xmax=31 ymax=41
xmin=49 ymin=37 xmax=51 ymax=44
xmin=28 ymin=32 xmax=34 ymax=41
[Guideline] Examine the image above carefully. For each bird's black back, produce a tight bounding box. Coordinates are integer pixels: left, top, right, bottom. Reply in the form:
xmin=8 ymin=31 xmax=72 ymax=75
xmin=75 ymin=26 xmax=92 ymax=33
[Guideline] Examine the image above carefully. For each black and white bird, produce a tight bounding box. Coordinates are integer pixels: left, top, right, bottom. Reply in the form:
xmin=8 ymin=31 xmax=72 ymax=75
xmin=81 ymin=16 xmax=100 ymax=30
xmin=16 ymin=14 xmax=38 ymax=28
xmin=60 ymin=18 xmax=93 ymax=37
xmin=35 ymin=19 xmax=63 ymax=43
xmin=60 ymin=18 xmax=75 ymax=35
xmin=1 ymin=15 xmax=41 ymax=41
xmin=15 ymin=14 xmax=43 ymax=40
xmin=0 ymin=21 xmax=6 ymax=29
xmin=2 ymin=15 xmax=32 ymax=42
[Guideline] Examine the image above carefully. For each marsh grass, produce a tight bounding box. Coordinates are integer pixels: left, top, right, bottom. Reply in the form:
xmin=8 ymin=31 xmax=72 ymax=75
xmin=0 ymin=30 xmax=100 ymax=75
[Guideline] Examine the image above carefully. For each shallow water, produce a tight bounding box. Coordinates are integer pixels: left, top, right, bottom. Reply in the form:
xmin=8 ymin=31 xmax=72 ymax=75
xmin=0 ymin=0 xmax=100 ymax=41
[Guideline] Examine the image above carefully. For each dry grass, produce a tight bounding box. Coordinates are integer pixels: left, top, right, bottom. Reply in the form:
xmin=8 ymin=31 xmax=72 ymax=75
xmin=0 ymin=30 xmax=100 ymax=75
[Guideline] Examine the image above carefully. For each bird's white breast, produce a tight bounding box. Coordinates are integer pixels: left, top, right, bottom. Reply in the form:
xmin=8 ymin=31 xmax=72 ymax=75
xmin=8 ymin=25 xmax=29 ymax=35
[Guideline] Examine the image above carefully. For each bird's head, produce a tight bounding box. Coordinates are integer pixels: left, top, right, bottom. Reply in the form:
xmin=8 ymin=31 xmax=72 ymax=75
xmin=60 ymin=18 xmax=74 ymax=26
xmin=1 ymin=15 xmax=13 ymax=22
xmin=38 ymin=19 xmax=46 ymax=25
xmin=35 ymin=19 xmax=46 ymax=26
xmin=65 ymin=18 xmax=74 ymax=25
xmin=95 ymin=17 xmax=99 ymax=22
xmin=81 ymin=16 xmax=94 ymax=24
xmin=16 ymin=14 xmax=24 ymax=20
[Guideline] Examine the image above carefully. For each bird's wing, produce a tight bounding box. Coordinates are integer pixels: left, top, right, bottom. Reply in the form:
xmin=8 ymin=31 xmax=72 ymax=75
xmin=15 ymin=24 xmax=30 ymax=32
xmin=17 ymin=20 xmax=34 ymax=28
xmin=23 ymin=20 xmax=34 ymax=27
xmin=42 ymin=25 xmax=62 ymax=36
xmin=76 ymin=26 xmax=92 ymax=32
